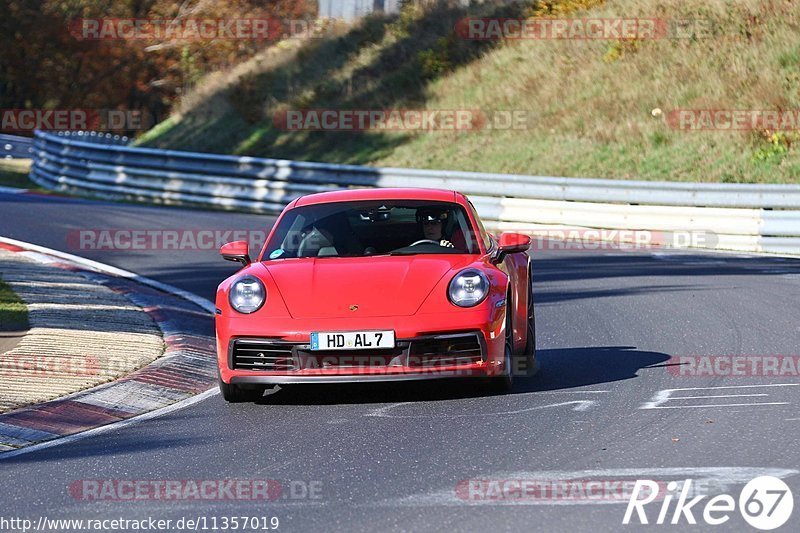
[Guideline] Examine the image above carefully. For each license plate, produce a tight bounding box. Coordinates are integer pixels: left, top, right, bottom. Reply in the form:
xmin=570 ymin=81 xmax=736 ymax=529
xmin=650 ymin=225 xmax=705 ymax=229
xmin=310 ymin=331 xmax=395 ymax=351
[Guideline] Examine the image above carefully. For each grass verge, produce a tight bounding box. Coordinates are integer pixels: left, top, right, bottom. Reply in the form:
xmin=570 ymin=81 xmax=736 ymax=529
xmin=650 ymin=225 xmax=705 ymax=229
xmin=0 ymin=160 xmax=37 ymax=190
xmin=139 ymin=0 xmax=800 ymax=184
xmin=0 ymin=278 xmax=29 ymax=332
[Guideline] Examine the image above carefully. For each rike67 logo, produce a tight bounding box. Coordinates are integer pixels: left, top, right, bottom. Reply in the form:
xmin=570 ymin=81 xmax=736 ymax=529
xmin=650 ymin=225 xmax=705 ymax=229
xmin=624 ymin=476 xmax=793 ymax=530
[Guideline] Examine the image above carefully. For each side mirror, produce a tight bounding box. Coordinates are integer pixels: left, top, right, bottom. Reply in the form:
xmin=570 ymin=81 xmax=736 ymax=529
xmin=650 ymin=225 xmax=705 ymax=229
xmin=493 ymin=232 xmax=531 ymax=263
xmin=220 ymin=241 xmax=251 ymax=267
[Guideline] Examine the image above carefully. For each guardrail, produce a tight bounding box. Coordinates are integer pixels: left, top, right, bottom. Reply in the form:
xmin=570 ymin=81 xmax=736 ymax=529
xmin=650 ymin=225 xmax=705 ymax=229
xmin=0 ymin=134 xmax=34 ymax=159
xmin=3 ymin=132 xmax=129 ymax=160
xmin=30 ymin=130 xmax=800 ymax=255
xmin=48 ymin=131 xmax=130 ymax=146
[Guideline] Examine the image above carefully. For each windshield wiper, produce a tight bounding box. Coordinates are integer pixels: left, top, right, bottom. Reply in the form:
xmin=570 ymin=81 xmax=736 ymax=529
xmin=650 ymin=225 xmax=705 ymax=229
xmin=387 ymin=250 xmax=422 ymax=256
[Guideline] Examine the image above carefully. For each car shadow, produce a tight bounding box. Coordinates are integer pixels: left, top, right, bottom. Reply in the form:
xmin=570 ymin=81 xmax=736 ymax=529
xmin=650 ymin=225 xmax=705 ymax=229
xmin=254 ymin=345 xmax=670 ymax=405
xmin=514 ymin=346 xmax=670 ymax=393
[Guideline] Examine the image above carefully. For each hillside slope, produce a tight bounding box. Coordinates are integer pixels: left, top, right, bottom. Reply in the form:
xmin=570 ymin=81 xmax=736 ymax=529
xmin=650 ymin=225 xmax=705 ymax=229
xmin=139 ymin=0 xmax=800 ymax=183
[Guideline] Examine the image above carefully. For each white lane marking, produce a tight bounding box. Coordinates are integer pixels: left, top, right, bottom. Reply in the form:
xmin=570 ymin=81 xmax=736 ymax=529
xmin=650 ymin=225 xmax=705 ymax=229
xmin=673 ymin=248 xmax=800 ymax=260
xmin=640 ymin=384 xmax=798 ymax=410
xmin=366 ymin=400 xmax=596 ymax=418
xmin=365 ymin=390 xmax=608 ymax=419
xmin=650 ymin=253 xmax=726 ymax=264
xmin=656 ymin=384 xmax=799 ymax=390
xmin=669 ymin=394 xmax=769 ymax=400
xmin=539 ymin=390 xmax=609 ymax=394
xmin=0 ymin=236 xmax=215 ymax=314
xmin=372 ymin=467 xmax=800 ymax=507
xmin=0 ymin=236 xmax=220 ymax=459
xmin=366 ymin=402 xmax=411 ymax=418
xmin=643 ymin=403 xmax=789 ymax=409
xmin=0 ymin=388 xmax=217 ymax=460
xmin=650 ymin=253 xmax=687 ymax=261
xmin=650 ymin=253 xmax=727 ymax=266
xmin=0 ymin=186 xmax=27 ymax=194
xmin=18 ymin=251 xmax=58 ymax=264
xmin=652 ymin=250 xmax=800 ymax=262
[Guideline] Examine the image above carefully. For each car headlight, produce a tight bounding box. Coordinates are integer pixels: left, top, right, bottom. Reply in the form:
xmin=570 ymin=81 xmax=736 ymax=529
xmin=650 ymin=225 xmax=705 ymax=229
xmin=229 ymin=277 xmax=266 ymax=314
xmin=448 ymin=269 xmax=489 ymax=307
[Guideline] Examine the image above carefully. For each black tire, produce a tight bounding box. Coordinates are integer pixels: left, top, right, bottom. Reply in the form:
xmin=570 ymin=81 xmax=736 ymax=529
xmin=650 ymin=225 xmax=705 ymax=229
xmin=219 ymin=378 xmax=264 ymax=403
xmin=486 ymin=299 xmax=514 ymax=394
xmin=486 ymin=341 xmax=514 ymax=394
xmin=518 ymin=264 xmax=537 ymax=377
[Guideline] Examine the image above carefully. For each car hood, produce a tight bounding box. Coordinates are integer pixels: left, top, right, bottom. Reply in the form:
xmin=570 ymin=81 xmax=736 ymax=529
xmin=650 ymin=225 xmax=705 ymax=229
xmin=257 ymin=255 xmax=474 ymax=319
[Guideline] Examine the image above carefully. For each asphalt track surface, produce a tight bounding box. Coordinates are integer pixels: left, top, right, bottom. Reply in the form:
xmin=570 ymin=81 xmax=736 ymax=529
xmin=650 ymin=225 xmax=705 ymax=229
xmin=1 ymin=191 xmax=800 ymax=532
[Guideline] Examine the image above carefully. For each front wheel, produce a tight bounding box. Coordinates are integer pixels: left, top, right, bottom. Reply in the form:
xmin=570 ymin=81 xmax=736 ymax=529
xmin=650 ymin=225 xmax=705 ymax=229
xmin=518 ymin=268 xmax=537 ymax=377
xmin=219 ymin=378 xmax=264 ymax=403
xmin=486 ymin=341 xmax=513 ymax=394
xmin=486 ymin=307 xmax=514 ymax=394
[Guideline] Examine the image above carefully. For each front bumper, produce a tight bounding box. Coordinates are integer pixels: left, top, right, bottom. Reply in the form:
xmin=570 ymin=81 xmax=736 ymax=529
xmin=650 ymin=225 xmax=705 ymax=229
xmin=231 ymin=369 xmax=491 ymax=385
xmin=217 ymin=311 xmax=506 ymax=385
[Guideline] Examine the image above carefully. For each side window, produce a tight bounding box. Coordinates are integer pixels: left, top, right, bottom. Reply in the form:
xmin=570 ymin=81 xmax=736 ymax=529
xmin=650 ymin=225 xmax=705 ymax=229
xmin=467 ymin=201 xmax=492 ymax=251
xmin=277 ymin=215 xmax=309 ymax=258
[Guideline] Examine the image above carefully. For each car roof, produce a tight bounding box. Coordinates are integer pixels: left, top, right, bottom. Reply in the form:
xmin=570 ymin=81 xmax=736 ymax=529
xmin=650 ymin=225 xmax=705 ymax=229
xmin=292 ymin=188 xmax=460 ymax=207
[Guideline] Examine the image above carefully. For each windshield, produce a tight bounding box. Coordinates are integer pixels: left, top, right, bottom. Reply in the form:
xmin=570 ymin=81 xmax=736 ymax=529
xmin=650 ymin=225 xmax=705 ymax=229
xmin=262 ymin=200 xmax=481 ymax=259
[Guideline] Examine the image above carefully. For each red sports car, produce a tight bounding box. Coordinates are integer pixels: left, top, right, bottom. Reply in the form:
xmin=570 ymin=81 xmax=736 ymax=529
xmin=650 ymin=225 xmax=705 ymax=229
xmin=215 ymin=188 xmax=535 ymax=402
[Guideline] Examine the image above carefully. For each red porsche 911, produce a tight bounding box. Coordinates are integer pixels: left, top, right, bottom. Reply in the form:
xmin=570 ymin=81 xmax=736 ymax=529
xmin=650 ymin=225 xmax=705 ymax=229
xmin=215 ymin=188 xmax=535 ymax=402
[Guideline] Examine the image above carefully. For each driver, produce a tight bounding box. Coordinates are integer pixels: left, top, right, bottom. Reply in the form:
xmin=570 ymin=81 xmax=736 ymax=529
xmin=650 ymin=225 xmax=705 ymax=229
xmin=415 ymin=207 xmax=454 ymax=248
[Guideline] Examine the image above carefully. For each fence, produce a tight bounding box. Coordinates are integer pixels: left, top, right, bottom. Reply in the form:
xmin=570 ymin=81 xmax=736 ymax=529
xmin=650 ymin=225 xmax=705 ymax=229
xmin=0 ymin=134 xmax=34 ymax=159
xmin=29 ymin=130 xmax=800 ymax=255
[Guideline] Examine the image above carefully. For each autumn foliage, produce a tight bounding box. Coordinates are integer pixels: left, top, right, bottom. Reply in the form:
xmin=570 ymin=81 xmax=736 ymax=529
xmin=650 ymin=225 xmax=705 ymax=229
xmin=0 ymin=0 xmax=315 ymax=132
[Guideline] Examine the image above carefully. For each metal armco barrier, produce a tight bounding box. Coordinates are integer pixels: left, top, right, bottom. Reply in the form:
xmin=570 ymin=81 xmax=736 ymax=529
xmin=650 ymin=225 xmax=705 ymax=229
xmin=30 ymin=130 xmax=800 ymax=255
xmin=0 ymin=134 xmax=34 ymax=159
xmin=51 ymin=131 xmax=130 ymax=146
